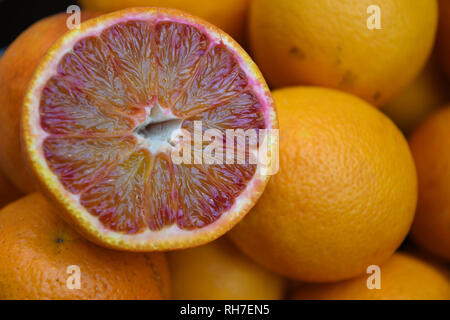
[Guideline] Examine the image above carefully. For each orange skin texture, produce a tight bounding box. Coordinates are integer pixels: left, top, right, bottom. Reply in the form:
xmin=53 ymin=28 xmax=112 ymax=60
xmin=229 ymin=87 xmax=418 ymax=282
xmin=168 ymin=237 xmax=286 ymax=300
xmin=249 ymin=0 xmax=438 ymax=106
xmin=409 ymin=107 xmax=450 ymax=262
xmin=79 ymin=0 xmax=251 ymax=44
xmin=0 ymin=12 xmax=100 ymax=193
xmin=437 ymin=0 xmax=450 ymax=78
xmin=0 ymin=170 xmax=22 ymax=209
xmin=0 ymin=193 xmax=170 ymax=300
xmin=291 ymin=252 xmax=450 ymax=300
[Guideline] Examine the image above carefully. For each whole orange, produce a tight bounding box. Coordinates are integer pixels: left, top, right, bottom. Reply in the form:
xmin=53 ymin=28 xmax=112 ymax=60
xmin=229 ymin=87 xmax=418 ymax=282
xmin=168 ymin=238 xmax=286 ymax=300
xmin=0 ymin=12 xmax=98 ymax=193
xmin=381 ymin=58 xmax=449 ymax=134
xmin=291 ymin=252 xmax=449 ymax=300
xmin=79 ymin=0 xmax=250 ymax=43
xmin=409 ymin=107 xmax=450 ymax=262
xmin=0 ymin=170 xmax=22 ymax=209
xmin=437 ymin=0 xmax=450 ymax=78
xmin=249 ymin=0 xmax=438 ymax=106
xmin=0 ymin=193 xmax=170 ymax=300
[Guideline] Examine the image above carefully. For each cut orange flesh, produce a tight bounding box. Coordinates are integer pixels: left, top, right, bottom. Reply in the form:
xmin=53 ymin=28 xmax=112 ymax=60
xmin=22 ymin=8 xmax=277 ymax=251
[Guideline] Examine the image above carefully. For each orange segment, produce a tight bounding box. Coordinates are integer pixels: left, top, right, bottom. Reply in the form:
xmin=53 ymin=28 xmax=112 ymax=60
xmin=81 ymin=148 xmax=152 ymax=234
xmin=147 ymin=160 xmax=256 ymax=231
xmin=43 ymin=136 xmax=136 ymax=194
xmin=22 ymin=8 xmax=277 ymax=251
xmin=40 ymin=76 xmax=138 ymax=135
xmin=146 ymin=154 xmax=178 ymax=230
xmin=100 ymin=21 xmax=157 ymax=104
xmin=172 ymin=44 xmax=248 ymax=117
xmin=61 ymin=36 xmax=148 ymax=114
xmin=146 ymin=153 xmax=256 ymax=231
xmin=182 ymin=91 xmax=265 ymax=130
xmin=153 ymin=22 xmax=209 ymax=109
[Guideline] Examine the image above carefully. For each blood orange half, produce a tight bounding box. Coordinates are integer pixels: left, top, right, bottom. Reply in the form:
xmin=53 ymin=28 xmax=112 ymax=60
xmin=22 ymin=8 xmax=277 ymax=251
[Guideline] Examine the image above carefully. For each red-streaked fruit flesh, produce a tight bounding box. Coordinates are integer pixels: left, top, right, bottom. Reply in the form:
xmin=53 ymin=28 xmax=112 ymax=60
xmin=22 ymin=8 xmax=277 ymax=251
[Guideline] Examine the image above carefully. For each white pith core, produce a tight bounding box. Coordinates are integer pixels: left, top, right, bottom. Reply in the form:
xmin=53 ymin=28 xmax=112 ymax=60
xmin=133 ymin=104 xmax=183 ymax=154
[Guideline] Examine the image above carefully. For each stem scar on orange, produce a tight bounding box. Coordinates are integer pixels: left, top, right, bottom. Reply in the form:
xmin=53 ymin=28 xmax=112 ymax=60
xmin=21 ymin=8 xmax=277 ymax=252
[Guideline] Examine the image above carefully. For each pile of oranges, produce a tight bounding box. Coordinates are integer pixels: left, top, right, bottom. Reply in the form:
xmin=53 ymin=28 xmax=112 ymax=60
xmin=0 ymin=0 xmax=448 ymax=300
